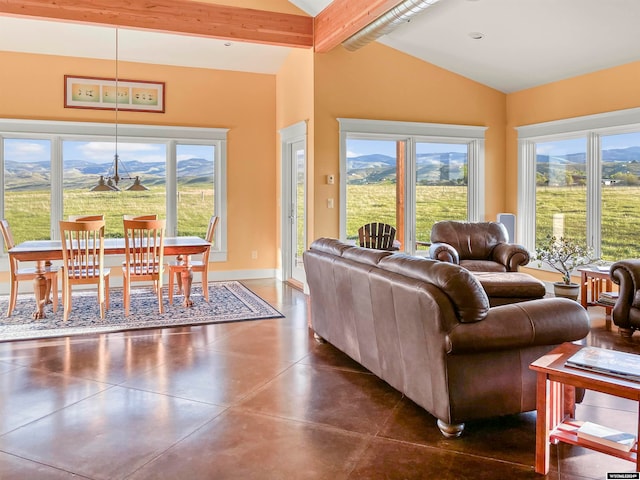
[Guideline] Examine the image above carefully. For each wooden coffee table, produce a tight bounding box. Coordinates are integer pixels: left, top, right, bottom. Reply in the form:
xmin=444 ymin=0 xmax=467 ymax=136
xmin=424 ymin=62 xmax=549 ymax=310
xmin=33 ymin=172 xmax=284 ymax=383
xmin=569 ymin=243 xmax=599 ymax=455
xmin=530 ymin=342 xmax=640 ymax=474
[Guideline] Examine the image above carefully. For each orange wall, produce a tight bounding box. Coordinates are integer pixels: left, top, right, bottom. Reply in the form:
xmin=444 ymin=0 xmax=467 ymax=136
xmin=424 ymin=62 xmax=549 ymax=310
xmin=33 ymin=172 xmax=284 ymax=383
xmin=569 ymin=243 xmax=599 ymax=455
xmin=0 ymin=51 xmax=278 ymax=272
xmin=275 ymin=48 xmax=315 ymax=266
xmin=312 ymin=42 xmax=507 ymax=238
xmin=504 ymin=61 xmax=640 ymax=214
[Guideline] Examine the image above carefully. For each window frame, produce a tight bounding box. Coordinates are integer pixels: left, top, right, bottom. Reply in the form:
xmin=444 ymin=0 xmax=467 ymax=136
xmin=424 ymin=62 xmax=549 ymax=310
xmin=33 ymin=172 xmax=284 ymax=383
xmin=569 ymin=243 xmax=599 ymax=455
xmin=338 ymin=118 xmax=486 ymax=254
xmin=0 ymin=118 xmax=228 ymax=262
xmin=517 ymin=106 xmax=640 ymax=259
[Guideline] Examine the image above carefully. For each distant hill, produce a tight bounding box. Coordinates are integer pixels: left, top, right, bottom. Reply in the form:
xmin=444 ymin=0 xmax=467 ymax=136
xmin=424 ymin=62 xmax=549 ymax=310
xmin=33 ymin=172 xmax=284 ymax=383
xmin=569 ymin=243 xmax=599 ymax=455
xmin=4 ymin=157 xmax=213 ymax=190
xmin=347 ymin=152 xmax=467 ymax=185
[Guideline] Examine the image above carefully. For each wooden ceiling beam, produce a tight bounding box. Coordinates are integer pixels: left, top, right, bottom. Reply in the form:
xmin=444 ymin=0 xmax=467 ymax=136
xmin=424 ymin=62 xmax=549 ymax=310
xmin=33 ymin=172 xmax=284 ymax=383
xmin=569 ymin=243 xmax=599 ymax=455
xmin=314 ymin=0 xmax=404 ymax=53
xmin=0 ymin=0 xmax=314 ymax=48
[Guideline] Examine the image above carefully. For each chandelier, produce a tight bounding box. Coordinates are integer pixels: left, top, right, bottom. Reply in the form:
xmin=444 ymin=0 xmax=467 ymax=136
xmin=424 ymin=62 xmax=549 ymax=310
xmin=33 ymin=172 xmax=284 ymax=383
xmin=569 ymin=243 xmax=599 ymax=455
xmin=91 ymin=27 xmax=148 ymax=192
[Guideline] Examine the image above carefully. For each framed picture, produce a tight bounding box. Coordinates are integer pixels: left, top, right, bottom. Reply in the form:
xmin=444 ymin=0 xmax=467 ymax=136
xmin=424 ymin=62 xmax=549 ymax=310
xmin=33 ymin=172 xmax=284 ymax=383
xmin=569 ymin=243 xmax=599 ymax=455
xmin=64 ymin=75 xmax=165 ymax=113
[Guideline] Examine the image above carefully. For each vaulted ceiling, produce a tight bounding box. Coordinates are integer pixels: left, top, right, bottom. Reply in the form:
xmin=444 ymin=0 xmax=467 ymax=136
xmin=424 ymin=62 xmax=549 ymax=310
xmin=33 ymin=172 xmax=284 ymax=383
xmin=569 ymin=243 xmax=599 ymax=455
xmin=2 ymin=0 xmax=640 ymax=93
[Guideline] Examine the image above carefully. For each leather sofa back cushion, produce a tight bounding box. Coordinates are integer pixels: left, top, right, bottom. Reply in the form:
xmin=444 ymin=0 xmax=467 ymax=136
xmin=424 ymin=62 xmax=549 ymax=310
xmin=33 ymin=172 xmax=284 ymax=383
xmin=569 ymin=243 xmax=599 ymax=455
xmin=378 ymin=254 xmax=490 ymax=323
xmin=431 ymin=221 xmax=508 ymax=260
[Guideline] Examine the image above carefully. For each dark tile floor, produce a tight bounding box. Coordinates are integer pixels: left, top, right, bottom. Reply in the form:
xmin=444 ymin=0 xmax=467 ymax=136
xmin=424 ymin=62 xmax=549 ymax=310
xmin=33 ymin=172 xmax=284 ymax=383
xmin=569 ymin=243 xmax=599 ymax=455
xmin=0 ymin=278 xmax=638 ymax=479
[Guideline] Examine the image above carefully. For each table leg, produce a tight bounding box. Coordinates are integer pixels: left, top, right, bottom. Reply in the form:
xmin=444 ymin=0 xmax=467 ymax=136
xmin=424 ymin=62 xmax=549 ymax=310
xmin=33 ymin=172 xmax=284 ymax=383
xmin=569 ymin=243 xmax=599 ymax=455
xmin=637 ymin=403 xmax=640 ymax=473
xmin=580 ymin=271 xmax=588 ymax=308
xmin=33 ymin=273 xmax=48 ymax=319
xmin=180 ymin=255 xmax=194 ymax=307
xmin=175 ymin=255 xmax=184 ymax=295
xmin=535 ymin=373 xmax=550 ymax=474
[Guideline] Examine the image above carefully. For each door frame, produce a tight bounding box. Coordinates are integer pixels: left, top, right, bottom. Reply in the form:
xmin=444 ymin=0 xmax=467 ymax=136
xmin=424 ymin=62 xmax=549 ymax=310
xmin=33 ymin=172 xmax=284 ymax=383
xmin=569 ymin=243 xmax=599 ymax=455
xmin=279 ymin=120 xmax=307 ymax=287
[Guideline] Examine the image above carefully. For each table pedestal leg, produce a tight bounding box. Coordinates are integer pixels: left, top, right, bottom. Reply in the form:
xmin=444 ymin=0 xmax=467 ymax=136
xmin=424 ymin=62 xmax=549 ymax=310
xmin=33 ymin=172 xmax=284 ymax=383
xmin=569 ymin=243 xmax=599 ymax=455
xmin=181 ymin=269 xmax=193 ymax=307
xmin=33 ymin=274 xmax=48 ymax=319
xmin=175 ymin=255 xmax=184 ymax=295
xmin=44 ymin=260 xmax=53 ymax=305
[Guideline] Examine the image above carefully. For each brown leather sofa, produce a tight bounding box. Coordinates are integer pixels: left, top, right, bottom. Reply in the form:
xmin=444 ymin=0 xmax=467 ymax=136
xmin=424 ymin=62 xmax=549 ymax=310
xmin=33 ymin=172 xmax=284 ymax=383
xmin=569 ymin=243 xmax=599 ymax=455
xmin=610 ymin=259 xmax=640 ymax=337
xmin=429 ymin=220 xmax=530 ymax=272
xmin=304 ymin=238 xmax=590 ymax=437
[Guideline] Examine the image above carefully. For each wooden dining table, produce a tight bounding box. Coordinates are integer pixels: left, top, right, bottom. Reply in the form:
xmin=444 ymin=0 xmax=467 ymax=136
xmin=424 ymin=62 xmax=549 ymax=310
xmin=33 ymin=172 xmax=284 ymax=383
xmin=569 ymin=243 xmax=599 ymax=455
xmin=9 ymin=236 xmax=211 ymax=319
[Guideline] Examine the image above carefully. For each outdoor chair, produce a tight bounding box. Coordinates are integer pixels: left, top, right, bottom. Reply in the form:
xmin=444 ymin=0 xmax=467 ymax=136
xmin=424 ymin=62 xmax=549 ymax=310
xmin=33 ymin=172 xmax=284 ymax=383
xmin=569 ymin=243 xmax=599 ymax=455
xmin=122 ymin=218 xmax=166 ymax=316
xmin=59 ymin=219 xmax=110 ymax=321
xmin=168 ymin=215 xmax=218 ymax=305
xmin=357 ymin=222 xmax=399 ymax=251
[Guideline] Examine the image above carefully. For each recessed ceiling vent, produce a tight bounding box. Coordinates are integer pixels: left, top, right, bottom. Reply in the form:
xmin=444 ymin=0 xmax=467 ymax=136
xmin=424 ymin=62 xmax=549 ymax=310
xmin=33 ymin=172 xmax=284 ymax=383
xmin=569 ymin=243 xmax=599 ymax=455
xmin=342 ymin=0 xmax=441 ymax=51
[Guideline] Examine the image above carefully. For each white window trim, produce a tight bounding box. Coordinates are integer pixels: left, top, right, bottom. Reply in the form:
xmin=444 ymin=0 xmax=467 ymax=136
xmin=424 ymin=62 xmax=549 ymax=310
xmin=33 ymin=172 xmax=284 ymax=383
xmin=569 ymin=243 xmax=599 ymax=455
xmin=517 ymin=106 xmax=640 ymax=256
xmin=0 ymin=118 xmax=228 ymax=261
xmin=338 ymin=118 xmax=486 ymax=253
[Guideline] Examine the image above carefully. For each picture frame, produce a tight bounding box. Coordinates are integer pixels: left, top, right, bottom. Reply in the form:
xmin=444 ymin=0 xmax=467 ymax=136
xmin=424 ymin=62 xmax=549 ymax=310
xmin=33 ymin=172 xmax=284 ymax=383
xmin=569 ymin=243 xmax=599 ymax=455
xmin=64 ymin=75 xmax=165 ymax=113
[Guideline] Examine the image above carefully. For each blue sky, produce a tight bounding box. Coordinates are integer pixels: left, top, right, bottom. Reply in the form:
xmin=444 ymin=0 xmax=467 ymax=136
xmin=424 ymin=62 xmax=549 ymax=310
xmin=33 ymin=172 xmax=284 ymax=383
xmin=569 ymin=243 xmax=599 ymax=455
xmin=347 ymin=139 xmax=468 ymax=158
xmin=536 ymin=132 xmax=640 ymax=155
xmin=3 ymin=139 xmax=213 ymax=164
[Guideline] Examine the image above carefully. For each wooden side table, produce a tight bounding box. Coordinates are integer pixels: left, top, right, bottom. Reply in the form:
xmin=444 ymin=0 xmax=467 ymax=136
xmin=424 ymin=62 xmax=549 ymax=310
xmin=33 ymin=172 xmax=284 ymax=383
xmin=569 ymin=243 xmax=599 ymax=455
xmin=578 ymin=266 xmax=613 ymax=316
xmin=530 ymin=343 xmax=640 ymax=474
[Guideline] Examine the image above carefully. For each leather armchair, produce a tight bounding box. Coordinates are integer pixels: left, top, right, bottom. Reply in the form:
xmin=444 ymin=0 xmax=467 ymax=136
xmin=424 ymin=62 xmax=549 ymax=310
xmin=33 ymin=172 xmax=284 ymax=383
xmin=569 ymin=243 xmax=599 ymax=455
xmin=428 ymin=220 xmax=530 ymax=272
xmin=610 ymin=259 xmax=640 ymax=337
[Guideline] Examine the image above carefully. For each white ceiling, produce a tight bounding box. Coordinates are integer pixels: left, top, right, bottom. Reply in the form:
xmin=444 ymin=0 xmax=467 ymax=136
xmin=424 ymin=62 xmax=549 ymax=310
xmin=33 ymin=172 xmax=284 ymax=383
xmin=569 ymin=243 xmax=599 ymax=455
xmin=291 ymin=0 xmax=640 ymax=93
xmin=3 ymin=0 xmax=640 ymax=93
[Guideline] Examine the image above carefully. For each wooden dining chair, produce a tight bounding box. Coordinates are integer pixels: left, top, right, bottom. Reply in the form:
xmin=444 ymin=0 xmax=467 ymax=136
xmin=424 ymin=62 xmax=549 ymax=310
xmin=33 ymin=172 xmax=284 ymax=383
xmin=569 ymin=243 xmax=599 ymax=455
xmin=123 ymin=214 xmax=158 ymax=220
xmin=122 ymin=218 xmax=166 ymax=316
xmin=0 ymin=219 xmax=59 ymax=317
xmin=168 ymin=216 xmax=218 ymax=304
xmin=59 ymin=219 xmax=110 ymax=321
xmin=68 ymin=214 xmax=105 ymax=221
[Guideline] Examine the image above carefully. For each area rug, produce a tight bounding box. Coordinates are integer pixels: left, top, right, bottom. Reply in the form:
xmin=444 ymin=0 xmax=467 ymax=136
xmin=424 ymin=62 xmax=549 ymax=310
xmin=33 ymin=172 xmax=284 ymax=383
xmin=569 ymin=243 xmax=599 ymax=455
xmin=0 ymin=281 xmax=284 ymax=342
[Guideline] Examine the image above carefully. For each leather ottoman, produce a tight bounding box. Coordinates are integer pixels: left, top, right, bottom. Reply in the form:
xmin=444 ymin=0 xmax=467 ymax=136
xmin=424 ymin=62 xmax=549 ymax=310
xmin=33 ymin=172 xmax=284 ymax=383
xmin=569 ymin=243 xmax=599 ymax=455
xmin=473 ymin=272 xmax=547 ymax=306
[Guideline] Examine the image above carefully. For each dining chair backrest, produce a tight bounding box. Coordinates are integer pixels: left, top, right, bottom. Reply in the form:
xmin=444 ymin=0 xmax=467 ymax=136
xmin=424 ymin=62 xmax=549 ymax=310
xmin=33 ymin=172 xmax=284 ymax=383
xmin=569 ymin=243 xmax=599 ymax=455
xmin=202 ymin=215 xmax=219 ymax=263
xmin=0 ymin=219 xmax=16 ymax=252
xmin=68 ymin=214 xmax=105 ymax=221
xmin=123 ymin=219 xmax=166 ymax=276
xmin=59 ymin=220 xmax=106 ymax=280
xmin=123 ymin=214 xmax=158 ymax=221
xmin=0 ymin=219 xmax=18 ymax=274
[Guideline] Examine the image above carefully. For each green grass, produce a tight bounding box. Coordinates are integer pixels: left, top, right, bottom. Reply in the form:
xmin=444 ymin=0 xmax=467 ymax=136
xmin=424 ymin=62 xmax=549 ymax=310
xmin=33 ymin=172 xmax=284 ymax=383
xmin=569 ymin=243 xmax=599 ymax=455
xmin=346 ymin=183 xmax=640 ymax=259
xmin=7 ymin=182 xmax=640 ymax=261
xmin=5 ymin=183 xmax=214 ymax=245
xmin=346 ymin=184 xmax=467 ymax=248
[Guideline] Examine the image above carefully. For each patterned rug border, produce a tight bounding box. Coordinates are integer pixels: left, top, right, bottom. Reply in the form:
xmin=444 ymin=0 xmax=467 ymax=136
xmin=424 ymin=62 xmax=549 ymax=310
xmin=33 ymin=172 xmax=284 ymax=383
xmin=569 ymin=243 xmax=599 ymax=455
xmin=0 ymin=281 xmax=284 ymax=342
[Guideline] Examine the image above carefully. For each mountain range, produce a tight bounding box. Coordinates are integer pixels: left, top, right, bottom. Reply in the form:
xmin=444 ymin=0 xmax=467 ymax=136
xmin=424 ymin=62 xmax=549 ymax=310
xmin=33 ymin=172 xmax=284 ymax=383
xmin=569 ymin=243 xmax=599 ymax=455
xmin=4 ymin=157 xmax=213 ymax=189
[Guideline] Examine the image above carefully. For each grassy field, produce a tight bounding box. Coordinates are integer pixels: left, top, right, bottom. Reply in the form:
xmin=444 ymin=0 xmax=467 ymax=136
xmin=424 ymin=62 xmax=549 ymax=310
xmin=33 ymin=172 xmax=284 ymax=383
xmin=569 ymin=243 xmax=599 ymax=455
xmin=5 ymin=183 xmax=639 ymax=261
xmin=5 ymin=184 xmax=214 ymax=244
xmin=346 ymin=184 xmax=467 ymax=245
xmin=346 ymin=184 xmax=640 ymax=260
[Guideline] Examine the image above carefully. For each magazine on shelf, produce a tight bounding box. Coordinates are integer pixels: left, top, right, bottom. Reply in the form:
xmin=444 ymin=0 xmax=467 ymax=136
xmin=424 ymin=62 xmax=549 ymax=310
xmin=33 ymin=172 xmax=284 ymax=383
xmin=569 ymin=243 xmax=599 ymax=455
xmin=565 ymin=346 xmax=640 ymax=382
xmin=598 ymin=292 xmax=618 ymax=306
xmin=576 ymin=421 xmax=636 ymax=452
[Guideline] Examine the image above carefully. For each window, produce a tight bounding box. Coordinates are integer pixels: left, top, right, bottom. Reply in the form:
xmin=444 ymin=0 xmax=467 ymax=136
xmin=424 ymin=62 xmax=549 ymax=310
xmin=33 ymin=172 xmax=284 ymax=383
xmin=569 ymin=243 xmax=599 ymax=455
xmin=176 ymin=144 xmax=215 ymax=238
xmin=0 ymin=119 xmax=227 ymax=260
xmin=62 ymin=140 xmax=167 ymax=238
xmin=339 ymin=118 xmax=486 ymax=254
xmin=518 ymin=107 xmax=640 ymax=261
xmin=3 ymin=138 xmax=52 ymax=244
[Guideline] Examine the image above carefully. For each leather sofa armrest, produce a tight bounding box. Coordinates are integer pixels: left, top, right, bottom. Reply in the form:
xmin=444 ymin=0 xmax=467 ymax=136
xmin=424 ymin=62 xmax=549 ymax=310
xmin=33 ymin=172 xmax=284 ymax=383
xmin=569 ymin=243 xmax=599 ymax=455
xmin=445 ymin=298 xmax=589 ymax=354
xmin=491 ymin=243 xmax=531 ymax=271
xmin=611 ymin=259 xmax=640 ymax=328
xmin=429 ymin=242 xmax=459 ymax=264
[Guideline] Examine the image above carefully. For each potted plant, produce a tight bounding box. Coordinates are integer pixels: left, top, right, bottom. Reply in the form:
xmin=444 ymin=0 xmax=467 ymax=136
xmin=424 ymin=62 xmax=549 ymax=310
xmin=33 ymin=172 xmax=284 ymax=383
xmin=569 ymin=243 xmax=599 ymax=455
xmin=534 ymin=235 xmax=595 ymax=300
